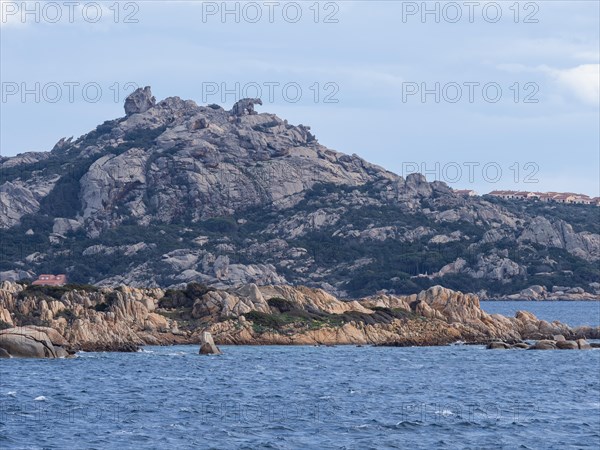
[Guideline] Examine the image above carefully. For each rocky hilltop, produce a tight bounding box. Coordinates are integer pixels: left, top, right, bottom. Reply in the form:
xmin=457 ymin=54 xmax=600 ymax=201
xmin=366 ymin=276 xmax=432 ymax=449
xmin=1 ymin=87 xmax=599 ymax=298
xmin=0 ymin=281 xmax=597 ymax=357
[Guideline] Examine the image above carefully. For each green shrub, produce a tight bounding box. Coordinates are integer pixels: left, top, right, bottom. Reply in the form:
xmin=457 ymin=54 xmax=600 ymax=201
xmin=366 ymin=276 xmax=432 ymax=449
xmin=65 ymin=283 xmax=98 ymax=292
xmin=38 ymin=157 xmax=97 ymax=218
xmin=94 ymin=302 xmax=110 ymax=312
xmin=244 ymin=309 xmax=346 ymax=333
xmin=158 ymin=282 xmax=213 ymax=309
xmin=105 ymin=291 xmax=120 ymax=306
xmin=185 ymin=282 xmax=212 ymax=299
xmin=202 ymin=217 xmax=238 ymax=233
xmin=11 ymin=310 xmax=50 ymax=327
xmin=20 ymin=285 xmax=69 ymax=300
xmin=56 ymin=309 xmax=77 ymax=323
xmin=244 ymin=311 xmax=288 ymax=329
xmin=95 ymin=120 xmax=118 ymax=135
xmin=267 ymin=297 xmax=294 ymax=312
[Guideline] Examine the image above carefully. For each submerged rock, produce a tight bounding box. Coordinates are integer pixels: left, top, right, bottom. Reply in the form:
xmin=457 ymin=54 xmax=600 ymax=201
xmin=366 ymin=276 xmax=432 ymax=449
xmin=487 ymin=341 xmax=511 ymax=349
xmin=511 ymin=342 xmax=530 ymax=349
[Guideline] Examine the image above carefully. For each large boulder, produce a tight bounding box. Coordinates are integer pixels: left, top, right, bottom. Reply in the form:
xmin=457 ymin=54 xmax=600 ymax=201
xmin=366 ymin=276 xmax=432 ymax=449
xmin=556 ymin=340 xmax=579 ymax=350
xmin=124 ymin=86 xmax=156 ymax=115
xmin=0 ymin=327 xmax=71 ymax=358
xmin=416 ymin=285 xmax=483 ymax=323
xmin=577 ymin=339 xmax=592 ymax=349
xmin=529 ymin=340 xmax=557 ymax=350
xmin=512 ymin=342 xmax=530 ymax=349
xmin=487 ymin=341 xmax=511 ymax=349
xmin=230 ymin=98 xmax=262 ymax=116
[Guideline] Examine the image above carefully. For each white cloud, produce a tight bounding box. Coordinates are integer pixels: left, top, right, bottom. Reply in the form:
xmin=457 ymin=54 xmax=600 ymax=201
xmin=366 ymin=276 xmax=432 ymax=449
xmin=496 ymin=62 xmax=599 ymax=106
xmin=551 ymin=64 xmax=600 ymax=105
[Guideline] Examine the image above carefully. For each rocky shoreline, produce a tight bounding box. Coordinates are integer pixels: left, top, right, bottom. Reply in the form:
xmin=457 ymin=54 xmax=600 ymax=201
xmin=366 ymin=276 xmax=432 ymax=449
xmin=487 ymin=335 xmax=597 ymax=350
xmin=492 ymin=284 xmax=600 ymax=301
xmin=1 ymin=281 xmax=598 ymax=357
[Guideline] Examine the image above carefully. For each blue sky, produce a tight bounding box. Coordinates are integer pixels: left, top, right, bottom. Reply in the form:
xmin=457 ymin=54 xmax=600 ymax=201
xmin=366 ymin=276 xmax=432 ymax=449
xmin=1 ymin=1 xmax=598 ymax=195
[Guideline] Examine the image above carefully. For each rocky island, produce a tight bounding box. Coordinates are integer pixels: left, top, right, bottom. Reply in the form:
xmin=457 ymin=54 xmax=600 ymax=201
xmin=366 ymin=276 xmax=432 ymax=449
xmin=0 ymin=88 xmax=598 ymax=302
xmin=1 ymin=87 xmax=599 ymax=357
xmin=1 ymin=281 xmax=597 ymax=357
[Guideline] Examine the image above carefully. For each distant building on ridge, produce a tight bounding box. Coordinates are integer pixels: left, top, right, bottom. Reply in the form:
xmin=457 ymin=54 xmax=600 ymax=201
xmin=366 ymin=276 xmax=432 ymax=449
xmin=31 ymin=274 xmax=67 ymax=286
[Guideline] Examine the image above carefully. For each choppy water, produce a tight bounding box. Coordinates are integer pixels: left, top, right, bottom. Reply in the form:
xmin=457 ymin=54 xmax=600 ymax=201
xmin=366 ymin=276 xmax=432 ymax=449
xmin=2 ymin=345 xmax=600 ymax=449
xmin=2 ymin=303 xmax=600 ymax=449
xmin=482 ymin=301 xmax=600 ymax=327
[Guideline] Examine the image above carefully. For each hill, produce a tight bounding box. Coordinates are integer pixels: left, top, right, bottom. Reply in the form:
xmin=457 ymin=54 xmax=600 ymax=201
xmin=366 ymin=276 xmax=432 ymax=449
xmin=1 ymin=87 xmax=598 ymax=299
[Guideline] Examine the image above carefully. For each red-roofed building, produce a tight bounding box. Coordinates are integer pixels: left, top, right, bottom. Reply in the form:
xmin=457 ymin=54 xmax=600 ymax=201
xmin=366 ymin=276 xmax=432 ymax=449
xmin=32 ymin=274 xmax=67 ymax=286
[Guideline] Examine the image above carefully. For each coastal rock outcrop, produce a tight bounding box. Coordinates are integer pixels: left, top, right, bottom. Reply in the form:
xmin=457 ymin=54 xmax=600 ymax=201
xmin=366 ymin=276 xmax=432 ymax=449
xmin=0 ymin=283 xmax=186 ymax=352
xmin=0 ymin=326 xmax=73 ymax=358
xmin=0 ymin=281 xmax=598 ymax=352
xmin=503 ymin=284 xmax=600 ymax=301
xmin=486 ymin=335 xmax=593 ymax=350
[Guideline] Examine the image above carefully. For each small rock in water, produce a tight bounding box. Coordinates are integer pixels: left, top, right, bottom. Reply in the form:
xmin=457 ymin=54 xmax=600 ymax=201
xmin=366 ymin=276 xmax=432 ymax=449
xmin=556 ymin=340 xmax=579 ymax=350
xmin=529 ymin=340 xmax=557 ymax=350
xmin=199 ymin=332 xmax=221 ymax=355
xmin=487 ymin=342 xmax=511 ymax=350
xmin=577 ymin=339 xmax=592 ymax=350
xmin=512 ymin=342 xmax=530 ymax=349
xmin=553 ymin=335 xmax=566 ymax=342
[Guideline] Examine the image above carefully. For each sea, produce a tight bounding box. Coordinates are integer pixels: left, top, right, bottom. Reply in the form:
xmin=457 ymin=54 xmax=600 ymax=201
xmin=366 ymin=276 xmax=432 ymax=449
xmin=481 ymin=300 xmax=600 ymax=328
xmin=1 ymin=302 xmax=599 ymax=449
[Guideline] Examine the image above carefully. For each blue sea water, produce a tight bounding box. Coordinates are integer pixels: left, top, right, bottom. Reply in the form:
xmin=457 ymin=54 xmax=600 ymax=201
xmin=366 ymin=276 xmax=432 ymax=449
xmin=482 ymin=301 xmax=600 ymax=327
xmin=1 ymin=304 xmax=600 ymax=449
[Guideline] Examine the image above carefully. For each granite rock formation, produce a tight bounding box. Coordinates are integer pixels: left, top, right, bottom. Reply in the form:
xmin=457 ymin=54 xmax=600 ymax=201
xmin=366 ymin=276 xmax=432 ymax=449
xmin=1 ymin=281 xmax=597 ymax=353
xmin=1 ymin=87 xmax=598 ymax=298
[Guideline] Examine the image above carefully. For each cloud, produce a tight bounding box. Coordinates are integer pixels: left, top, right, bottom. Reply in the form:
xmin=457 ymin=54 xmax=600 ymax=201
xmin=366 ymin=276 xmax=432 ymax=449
xmin=496 ymin=62 xmax=599 ymax=106
xmin=551 ymin=64 xmax=600 ymax=105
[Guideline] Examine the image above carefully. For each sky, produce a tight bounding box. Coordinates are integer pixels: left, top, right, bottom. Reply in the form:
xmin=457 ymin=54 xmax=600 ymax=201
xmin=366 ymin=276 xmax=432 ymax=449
xmin=1 ymin=0 xmax=599 ymax=195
